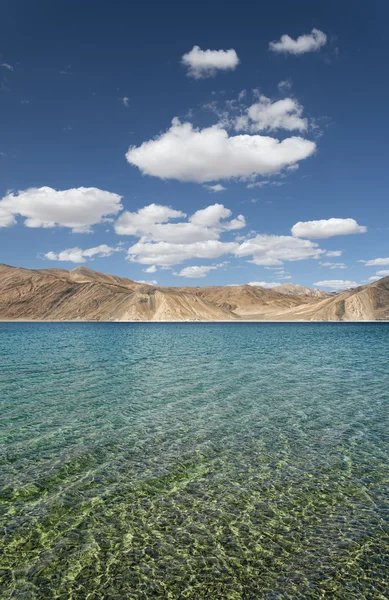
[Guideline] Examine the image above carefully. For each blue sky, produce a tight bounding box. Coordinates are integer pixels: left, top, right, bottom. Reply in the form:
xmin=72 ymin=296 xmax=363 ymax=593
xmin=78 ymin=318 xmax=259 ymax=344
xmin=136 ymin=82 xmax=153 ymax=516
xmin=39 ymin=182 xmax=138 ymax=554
xmin=0 ymin=0 xmax=388 ymax=290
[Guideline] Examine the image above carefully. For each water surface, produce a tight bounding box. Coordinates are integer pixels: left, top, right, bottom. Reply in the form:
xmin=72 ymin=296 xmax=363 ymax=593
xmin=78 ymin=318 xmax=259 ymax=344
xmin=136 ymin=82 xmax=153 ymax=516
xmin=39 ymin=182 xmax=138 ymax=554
xmin=1 ymin=323 xmax=388 ymax=598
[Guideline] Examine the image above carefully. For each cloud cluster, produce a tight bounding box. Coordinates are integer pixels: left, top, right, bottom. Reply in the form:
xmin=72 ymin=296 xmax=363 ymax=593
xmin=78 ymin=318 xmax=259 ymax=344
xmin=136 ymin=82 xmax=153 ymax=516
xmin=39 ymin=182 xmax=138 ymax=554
xmin=235 ymin=95 xmax=307 ymax=133
xmin=127 ymin=240 xmax=239 ymax=267
xmin=292 ymin=218 xmax=366 ymax=239
xmin=269 ymin=29 xmax=327 ymax=55
xmin=126 ymin=118 xmax=316 ymax=183
xmin=115 ymin=202 xmax=245 ymax=244
xmin=181 ymin=46 xmax=239 ymax=78
xmin=0 ymin=187 xmax=122 ymax=233
xmin=236 ymin=234 xmax=324 ymax=266
xmin=44 ymin=245 xmax=121 ymax=263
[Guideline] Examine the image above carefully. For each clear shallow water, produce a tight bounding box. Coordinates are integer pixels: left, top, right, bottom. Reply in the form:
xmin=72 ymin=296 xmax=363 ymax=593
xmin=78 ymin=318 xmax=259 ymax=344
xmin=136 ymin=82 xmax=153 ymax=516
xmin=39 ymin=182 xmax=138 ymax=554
xmin=0 ymin=323 xmax=388 ymax=599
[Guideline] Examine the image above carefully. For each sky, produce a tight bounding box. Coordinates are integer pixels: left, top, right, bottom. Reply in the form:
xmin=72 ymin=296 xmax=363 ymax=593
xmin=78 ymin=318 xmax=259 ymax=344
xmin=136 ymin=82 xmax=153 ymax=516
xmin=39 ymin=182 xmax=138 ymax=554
xmin=0 ymin=0 xmax=388 ymax=291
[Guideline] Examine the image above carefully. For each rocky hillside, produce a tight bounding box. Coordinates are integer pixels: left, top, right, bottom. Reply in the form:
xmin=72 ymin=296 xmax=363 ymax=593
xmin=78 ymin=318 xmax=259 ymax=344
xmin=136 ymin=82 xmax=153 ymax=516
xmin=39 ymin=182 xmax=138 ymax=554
xmin=0 ymin=264 xmax=388 ymax=321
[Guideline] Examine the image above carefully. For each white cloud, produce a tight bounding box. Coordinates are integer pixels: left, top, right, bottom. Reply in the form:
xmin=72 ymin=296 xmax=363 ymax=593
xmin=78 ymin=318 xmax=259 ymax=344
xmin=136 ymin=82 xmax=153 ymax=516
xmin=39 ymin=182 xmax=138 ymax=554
xmin=0 ymin=186 xmax=122 ymax=233
xmin=314 ymin=280 xmax=359 ymax=291
xmin=319 ymin=262 xmax=346 ymax=269
xmin=181 ymin=46 xmax=239 ymax=79
xmin=44 ymin=244 xmax=121 ymax=264
xmin=235 ymin=95 xmax=307 ymax=133
xmin=278 ymin=79 xmax=292 ymax=92
xmin=136 ymin=279 xmax=158 ymax=285
xmin=368 ymin=276 xmax=381 ymax=282
xmin=363 ymin=257 xmax=389 ymax=267
xmin=247 ymin=281 xmax=279 ymax=288
xmin=175 ymin=265 xmax=217 ymax=278
xmin=326 ymin=250 xmax=342 ymax=257
xmin=269 ymin=28 xmax=327 ymax=55
xmin=122 ymin=97 xmax=130 ymax=108
xmin=376 ymin=270 xmax=389 ymax=277
xmin=126 ymin=118 xmax=316 ymax=183
xmin=236 ymin=234 xmax=324 ymax=266
xmin=144 ymin=265 xmax=157 ymax=273
xmin=127 ymin=240 xmax=239 ymax=266
xmin=1 ymin=63 xmax=14 ymax=71
xmin=292 ymin=218 xmax=366 ymax=239
xmin=204 ymin=184 xmax=227 ymax=192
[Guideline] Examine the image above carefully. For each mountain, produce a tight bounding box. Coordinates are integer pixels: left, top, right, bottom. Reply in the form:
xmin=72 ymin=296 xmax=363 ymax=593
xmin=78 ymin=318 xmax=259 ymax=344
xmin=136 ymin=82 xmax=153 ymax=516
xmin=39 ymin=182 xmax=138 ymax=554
xmin=0 ymin=264 xmax=388 ymax=321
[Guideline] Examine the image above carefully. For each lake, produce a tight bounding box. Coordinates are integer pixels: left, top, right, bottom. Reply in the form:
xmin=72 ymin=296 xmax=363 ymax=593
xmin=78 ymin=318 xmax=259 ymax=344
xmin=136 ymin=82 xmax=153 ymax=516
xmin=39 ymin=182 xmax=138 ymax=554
xmin=1 ymin=323 xmax=388 ymax=598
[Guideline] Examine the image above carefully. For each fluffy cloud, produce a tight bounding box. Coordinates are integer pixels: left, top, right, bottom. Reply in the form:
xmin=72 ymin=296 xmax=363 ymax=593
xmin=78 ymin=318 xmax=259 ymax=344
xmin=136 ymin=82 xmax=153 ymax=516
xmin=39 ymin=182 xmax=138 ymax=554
xmin=44 ymin=244 xmax=121 ymax=264
xmin=144 ymin=265 xmax=157 ymax=273
xmin=115 ymin=203 xmax=245 ymax=243
xmin=292 ymin=218 xmax=366 ymax=239
xmin=175 ymin=265 xmax=218 ymax=278
xmin=122 ymin=97 xmax=130 ymax=108
xmin=181 ymin=46 xmax=239 ymax=78
xmin=235 ymin=96 xmax=307 ymax=133
xmin=127 ymin=240 xmax=239 ymax=266
xmin=236 ymin=234 xmax=324 ymax=266
xmin=326 ymin=250 xmax=342 ymax=257
xmin=362 ymin=257 xmax=389 ymax=267
xmin=314 ymin=280 xmax=359 ymax=291
xmin=0 ymin=186 xmax=122 ymax=232
xmin=269 ymin=29 xmax=327 ymax=55
xmin=247 ymin=281 xmax=279 ymax=288
xmin=376 ymin=270 xmax=389 ymax=277
xmin=136 ymin=279 xmax=158 ymax=286
xmin=126 ymin=118 xmax=316 ymax=183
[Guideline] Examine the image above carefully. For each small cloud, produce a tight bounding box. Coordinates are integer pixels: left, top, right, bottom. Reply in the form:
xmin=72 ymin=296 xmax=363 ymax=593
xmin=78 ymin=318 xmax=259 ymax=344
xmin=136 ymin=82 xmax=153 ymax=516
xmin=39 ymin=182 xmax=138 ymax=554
xmin=21 ymin=100 xmax=30 ymax=104
xmin=144 ymin=265 xmax=157 ymax=273
xmin=269 ymin=28 xmax=327 ymax=55
xmin=1 ymin=63 xmax=14 ymax=71
xmin=204 ymin=184 xmax=227 ymax=193
xmin=319 ymin=261 xmax=346 ymax=269
xmin=362 ymin=257 xmax=389 ymax=267
xmin=247 ymin=281 xmax=279 ymax=288
xmin=181 ymin=45 xmax=240 ymax=79
xmin=247 ymin=180 xmax=286 ymax=189
xmin=136 ymin=279 xmax=158 ymax=285
xmin=326 ymin=250 xmax=342 ymax=257
xmin=175 ymin=265 xmax=218 ymax=278
xmin=292 ymin=218 xmax=366 ymax=239
xmin=122 ymin=97 xmax=130 ymax=108
xmin=278 ymin=79 xmax=292 ymax=92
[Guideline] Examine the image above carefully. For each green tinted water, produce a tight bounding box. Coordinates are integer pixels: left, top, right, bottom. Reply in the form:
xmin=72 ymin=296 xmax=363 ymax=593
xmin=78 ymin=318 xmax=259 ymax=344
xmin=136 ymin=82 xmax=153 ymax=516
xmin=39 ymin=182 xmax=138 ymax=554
xmin=0 ymin=323 xmax=388 ymax=598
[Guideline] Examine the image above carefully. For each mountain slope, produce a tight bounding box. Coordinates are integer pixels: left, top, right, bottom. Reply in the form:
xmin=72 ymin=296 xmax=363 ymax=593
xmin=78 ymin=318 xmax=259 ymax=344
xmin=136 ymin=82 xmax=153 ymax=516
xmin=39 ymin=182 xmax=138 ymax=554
xmin=0 ymin=264 xmax=388 ymax=321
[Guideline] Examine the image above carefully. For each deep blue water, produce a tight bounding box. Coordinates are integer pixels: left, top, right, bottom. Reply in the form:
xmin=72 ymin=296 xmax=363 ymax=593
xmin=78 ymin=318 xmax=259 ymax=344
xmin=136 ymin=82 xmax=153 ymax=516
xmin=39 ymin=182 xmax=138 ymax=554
xmin=1 ymin=323 xmax=388 ymax=598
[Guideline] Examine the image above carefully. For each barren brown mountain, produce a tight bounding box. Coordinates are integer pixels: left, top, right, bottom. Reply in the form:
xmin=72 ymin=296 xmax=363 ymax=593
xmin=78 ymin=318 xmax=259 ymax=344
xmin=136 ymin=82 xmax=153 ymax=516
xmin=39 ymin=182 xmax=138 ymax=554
xmin=0 ymin=264 xmax=388 ymax=321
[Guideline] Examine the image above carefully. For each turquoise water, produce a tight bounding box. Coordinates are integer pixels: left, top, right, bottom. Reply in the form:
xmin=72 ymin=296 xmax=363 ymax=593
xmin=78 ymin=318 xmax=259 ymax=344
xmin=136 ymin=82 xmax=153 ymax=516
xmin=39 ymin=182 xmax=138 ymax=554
xmin=0 ymin=323 xmax=388 ymax=599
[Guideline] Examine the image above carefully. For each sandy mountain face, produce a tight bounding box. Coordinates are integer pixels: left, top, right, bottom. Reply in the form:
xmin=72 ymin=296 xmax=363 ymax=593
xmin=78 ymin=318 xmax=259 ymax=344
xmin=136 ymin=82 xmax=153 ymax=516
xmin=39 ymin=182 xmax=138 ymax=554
xmin=0 ymin=264 xmax=388 ymax=321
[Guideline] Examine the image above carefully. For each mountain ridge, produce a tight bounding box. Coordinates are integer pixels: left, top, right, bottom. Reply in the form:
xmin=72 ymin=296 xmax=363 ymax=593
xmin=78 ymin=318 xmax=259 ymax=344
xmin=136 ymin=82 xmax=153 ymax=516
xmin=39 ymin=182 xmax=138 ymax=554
xmin=0 ymin=263 xmax=388 ymax=321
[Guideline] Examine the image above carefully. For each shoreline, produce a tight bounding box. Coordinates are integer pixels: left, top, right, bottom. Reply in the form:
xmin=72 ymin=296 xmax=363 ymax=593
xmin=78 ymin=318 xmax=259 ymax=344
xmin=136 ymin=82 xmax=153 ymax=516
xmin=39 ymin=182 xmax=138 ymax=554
xmin=1 ymin=319 xmax=389 ymax=323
